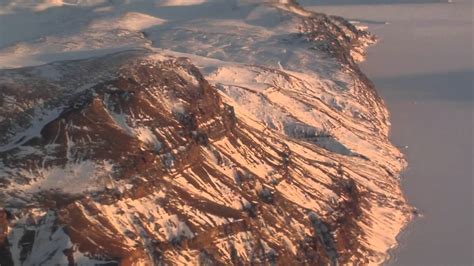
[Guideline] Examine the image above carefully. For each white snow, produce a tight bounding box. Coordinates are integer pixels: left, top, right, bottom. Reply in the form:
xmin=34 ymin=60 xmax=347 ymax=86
xmin=8 ymin=211 xmax=72 ymax=265
xmin=0 ymin=107 xmax=63 ymax=153
xmin=90 ymin=12 xmax=167 ymax=32
xmin=1 ymin=160 xmax=114 ymax=197
xmin=135 ymin=127 xmax=162 ymax=151
xmin=157 ymin=0 xmax=208 ymax=6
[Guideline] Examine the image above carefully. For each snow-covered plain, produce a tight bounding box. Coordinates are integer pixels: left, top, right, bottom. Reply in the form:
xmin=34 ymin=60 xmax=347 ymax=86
xmin=301 ymin=0 xmax=473 ymax=264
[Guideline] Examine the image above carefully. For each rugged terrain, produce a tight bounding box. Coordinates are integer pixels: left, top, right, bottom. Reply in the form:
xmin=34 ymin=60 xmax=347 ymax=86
xmin=0 ymin=0 xmax=412 ymax=265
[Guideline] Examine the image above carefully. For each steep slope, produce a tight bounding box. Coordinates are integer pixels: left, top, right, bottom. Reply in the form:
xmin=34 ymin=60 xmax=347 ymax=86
xmin=0 ymin=1 xmax=412 ymax=265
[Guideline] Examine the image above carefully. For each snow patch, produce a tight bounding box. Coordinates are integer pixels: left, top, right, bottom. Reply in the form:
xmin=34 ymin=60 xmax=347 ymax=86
xmin=3 ymin=160 xmax=114 ymax=197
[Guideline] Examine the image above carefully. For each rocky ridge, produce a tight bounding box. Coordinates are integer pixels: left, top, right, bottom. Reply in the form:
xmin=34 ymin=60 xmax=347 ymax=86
xmin=0 ymin=1 xmax=411 ymax=265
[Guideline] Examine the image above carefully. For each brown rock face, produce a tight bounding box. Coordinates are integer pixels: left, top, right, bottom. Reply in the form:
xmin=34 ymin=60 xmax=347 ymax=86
xmin=0 ymin=49 xmax=409 ymax=265
xmin=0 ymin=209 xmax=13 ymax=266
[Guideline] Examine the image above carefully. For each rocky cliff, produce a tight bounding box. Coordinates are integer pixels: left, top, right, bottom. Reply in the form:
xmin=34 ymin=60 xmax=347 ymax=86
xmin=0 ymin=0 xmax=411 ymax=265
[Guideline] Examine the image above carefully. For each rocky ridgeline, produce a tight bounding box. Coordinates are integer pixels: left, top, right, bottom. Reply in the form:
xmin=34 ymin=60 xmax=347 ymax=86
xmin=0 ymin=1 xmax=411 ymax=265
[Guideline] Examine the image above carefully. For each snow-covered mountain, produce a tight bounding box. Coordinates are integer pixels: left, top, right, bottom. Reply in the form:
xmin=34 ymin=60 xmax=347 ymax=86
xmin=0 ymin=0 xmax=412 ymax=265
